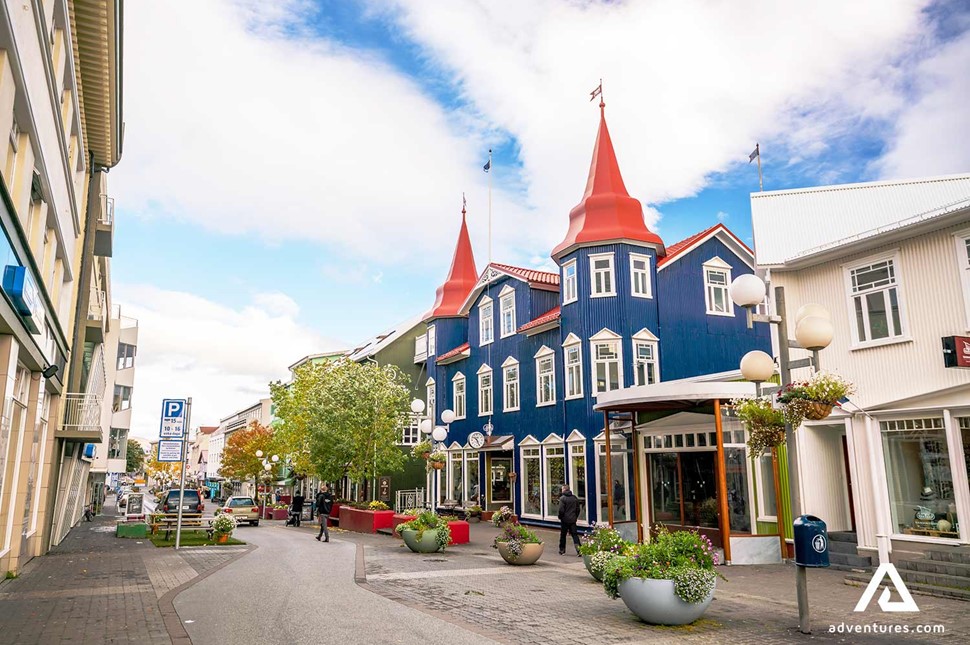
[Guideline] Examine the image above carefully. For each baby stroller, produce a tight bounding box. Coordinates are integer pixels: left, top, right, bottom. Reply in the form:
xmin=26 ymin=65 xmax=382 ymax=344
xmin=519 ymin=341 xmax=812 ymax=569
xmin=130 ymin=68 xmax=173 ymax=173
xmin=285 ymin=503 xmax=302 ymax=527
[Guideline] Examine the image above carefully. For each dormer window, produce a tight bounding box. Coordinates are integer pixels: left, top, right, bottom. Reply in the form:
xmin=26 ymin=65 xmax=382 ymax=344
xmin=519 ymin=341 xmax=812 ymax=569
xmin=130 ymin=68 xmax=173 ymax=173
xmin=589 ymin=253 xmax=616 ymax=297
xmin=630 ymin=253 xmax=652 ymax=298
xmin=703 ymin=257 xmax=733 ymax=316
xmin=563 ymin=260 xmax=578 ymax=304
xmin=499 ymin=286 xmax=516 ymax=338
xmin=632 ymin=328 xmax=660 ymax=385
xmin=479 ymin=296 xmax=494 ymax=345
xmin=590 ymin=329 xmax=622 ymax=395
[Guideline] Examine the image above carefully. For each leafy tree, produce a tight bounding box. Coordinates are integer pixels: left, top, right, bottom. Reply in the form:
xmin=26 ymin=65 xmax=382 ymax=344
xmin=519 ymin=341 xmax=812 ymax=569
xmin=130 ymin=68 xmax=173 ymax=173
xmin=145 ymin=455 xmax=182 ymax=490
xmin=219 ymin=421 xmax=277 ymax=500
xmin=126 ymin=439 xmax=146 ymax=474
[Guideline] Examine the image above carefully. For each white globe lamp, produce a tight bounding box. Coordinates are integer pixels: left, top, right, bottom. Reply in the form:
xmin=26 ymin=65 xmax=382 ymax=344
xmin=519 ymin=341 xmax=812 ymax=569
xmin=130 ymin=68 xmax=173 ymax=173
xmin=795 ymin=316 xmax=834 ymax=351
xmin=419 ymin=419 xmax=433 ymax=434
xmin=431 ymin=426 xmax=448 ymax=442
xmin=794 ymin=303 xmax=832 ymax=325
xmin=729 ymin=274 xmax=767 ymax=308
xmin=410 ymin=399 xmax=426 ymax=414
xmin=255 ymin=450 xmax=263 ymax=458
xmin=271 ymin=455 xmax=279 ymax=463
xmin=441 ymin=409 xmax=456 ymax=424
xmin=264 ymin=463 xmax=272 ymax=471
xmin=740 ymin=350 xmax=775 ymax=383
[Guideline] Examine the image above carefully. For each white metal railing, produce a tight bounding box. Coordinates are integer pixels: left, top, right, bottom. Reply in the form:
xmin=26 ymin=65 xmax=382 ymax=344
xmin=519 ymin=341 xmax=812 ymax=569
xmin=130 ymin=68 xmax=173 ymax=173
xmin=414 ymin=334 xmax=428 ymax=362
xmin=62 ymin=393 xmax=103 ymax=433
xmin=88 ymin=288 xmax=106 ymax=322
xmin=99 ymin=195 xmax=115 ymax=225
xmin=87 ymin=343 xmax=107 ymax=397
xmin=395 ymin=488 xmax=426 ymax=512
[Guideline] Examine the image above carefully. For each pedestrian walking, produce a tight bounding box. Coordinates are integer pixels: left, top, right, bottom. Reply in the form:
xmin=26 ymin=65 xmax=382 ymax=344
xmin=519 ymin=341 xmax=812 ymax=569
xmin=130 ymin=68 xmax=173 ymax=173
xmin=289 ymin=492 xmax=305 ymax=527
xmin=315 ymin=485 xmax=334 ymax=542
xmin=557 ymin=484 xmax=581 ymax=556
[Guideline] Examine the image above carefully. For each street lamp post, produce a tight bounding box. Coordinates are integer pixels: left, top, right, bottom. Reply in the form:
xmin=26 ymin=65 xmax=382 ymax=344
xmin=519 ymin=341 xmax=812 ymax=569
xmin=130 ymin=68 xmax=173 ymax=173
xmin=255 ymin=450 xmax=279 ymax=514
xmin=731 ymin=276 xmax=834 ymax=635
xmin=411 ymin=399 xmax=435 ymax=509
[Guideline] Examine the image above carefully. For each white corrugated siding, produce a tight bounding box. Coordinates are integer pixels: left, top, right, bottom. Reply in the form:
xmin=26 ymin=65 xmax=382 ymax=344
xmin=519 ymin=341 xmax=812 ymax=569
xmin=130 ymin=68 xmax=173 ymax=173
xmin=752 ymin=174 xmax=970 ymax=265
xmin=771 ymin=221 xmax=970 ymax=410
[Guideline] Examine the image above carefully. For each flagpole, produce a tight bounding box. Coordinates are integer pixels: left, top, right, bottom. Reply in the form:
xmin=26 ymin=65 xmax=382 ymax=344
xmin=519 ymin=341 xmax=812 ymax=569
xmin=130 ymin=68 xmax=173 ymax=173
xmin=488 ymin=148 xmax=492 ymax=264
xmin=756 ymin=143 xmax=763 ymax=192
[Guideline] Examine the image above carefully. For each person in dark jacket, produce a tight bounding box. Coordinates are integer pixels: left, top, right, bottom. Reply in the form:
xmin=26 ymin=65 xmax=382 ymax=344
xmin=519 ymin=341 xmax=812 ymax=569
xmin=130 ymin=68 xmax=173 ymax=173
xmin=315 ymin=485 xmax=334 ymax=542
xmin=290 ymin=493 xmax=305 ymax=527
xmin=557 ymin=484 xmax=581 ymax=556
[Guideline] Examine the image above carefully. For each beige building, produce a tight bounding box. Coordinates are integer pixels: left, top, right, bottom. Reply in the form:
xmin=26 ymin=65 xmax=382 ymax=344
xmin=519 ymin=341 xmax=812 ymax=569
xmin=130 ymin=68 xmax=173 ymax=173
xmin=209 ymin=399 xmax=274 ymax=497
xmin=0 ymin=0 xmax=123 ymax=575
xmin=752 ymin=174 xmax=970 ymax=575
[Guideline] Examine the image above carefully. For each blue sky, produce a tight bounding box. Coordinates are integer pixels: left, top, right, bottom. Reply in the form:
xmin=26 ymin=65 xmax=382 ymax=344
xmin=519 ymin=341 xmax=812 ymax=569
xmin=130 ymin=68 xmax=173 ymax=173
xmin=112 ymin=0 xmax=970 ymax=433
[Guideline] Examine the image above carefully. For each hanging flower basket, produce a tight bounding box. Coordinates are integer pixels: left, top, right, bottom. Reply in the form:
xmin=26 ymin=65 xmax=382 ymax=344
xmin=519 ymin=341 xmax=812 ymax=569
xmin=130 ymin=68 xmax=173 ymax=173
xmin=778 ymin=371 xmax=855 ymax=428
xmin=431 ymin=461 xmax=444 ymax=470
xmin=804 ymin=401 xmax=834 ymax=420
xmin=747 ymin=424 xmax=786 ymax=455
xmin=730 ymin=397 xmax=786 ymax=455
xmin=427 ymin=451 xmax=447 ymax=472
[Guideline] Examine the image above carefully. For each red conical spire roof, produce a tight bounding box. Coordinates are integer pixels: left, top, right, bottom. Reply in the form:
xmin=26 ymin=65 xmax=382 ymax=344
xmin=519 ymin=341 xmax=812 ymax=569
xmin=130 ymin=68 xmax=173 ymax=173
xmin=551 ymin=102 xmax=665 ymax=260
xmin=426 ymin=203 xmax=479 ymax=320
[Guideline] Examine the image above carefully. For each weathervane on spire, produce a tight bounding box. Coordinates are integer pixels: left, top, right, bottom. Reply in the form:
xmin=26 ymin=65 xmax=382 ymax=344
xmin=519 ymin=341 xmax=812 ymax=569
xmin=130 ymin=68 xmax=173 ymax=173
xmin=462 ymin=192 xmax=467 ymax=215
xmin=590 ymin=79 xmax=604 ymax=109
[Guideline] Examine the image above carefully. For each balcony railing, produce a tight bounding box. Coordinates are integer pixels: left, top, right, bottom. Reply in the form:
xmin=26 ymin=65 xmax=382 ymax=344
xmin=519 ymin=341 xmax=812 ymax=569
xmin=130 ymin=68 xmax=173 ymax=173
xmin=414 ymin=334 xmax=428 ymax=363
xmin=99 ymin=195 xmax=115 ymax=225
xmin=62 ymin=393 xmax=103 ymax=434
xmin=88 ymin=288 xmax=106 ymax=322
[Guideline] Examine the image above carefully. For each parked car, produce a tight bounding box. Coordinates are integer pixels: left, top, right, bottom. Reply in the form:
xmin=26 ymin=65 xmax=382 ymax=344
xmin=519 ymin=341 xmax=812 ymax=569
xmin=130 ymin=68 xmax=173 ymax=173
xmin=214 ymin=496 xmax=260 ymax=526
xmin=159 ymin=489 xmax=204 ymax=514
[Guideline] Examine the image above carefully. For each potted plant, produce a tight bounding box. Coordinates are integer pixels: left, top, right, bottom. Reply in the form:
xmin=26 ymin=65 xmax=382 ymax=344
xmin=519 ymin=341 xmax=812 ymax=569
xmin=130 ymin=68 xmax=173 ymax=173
xmin=368 ymin=500 xmax=391 ymax=511
xmin=427 ymin=451 xmax=447 ymax=471
xmin=578 ymin=523 xmax=627 ymax=582
xmin=211 ymin=512 xmax=237 ymax=544
xmin=466 ymin=505 xmax=483 ymax=523
xmin=778 ymin=371 xmax=855 ymax=428
xmin=491 ymin=505 xmax=516 ymax=527
xmin=271 ymin=503 xmax=289 ymax=521
xmin=731 ymin=396 xmax=786 ymax=455
xmin=602 ymin=526 xmax=723 ymax=626
xmin=410 ymin=439 xmax=433 ymax=460
xmin=493 ymin=522 xmax=544 ymax=565
xmin=398 ymin=511 xmax=452 ymax=553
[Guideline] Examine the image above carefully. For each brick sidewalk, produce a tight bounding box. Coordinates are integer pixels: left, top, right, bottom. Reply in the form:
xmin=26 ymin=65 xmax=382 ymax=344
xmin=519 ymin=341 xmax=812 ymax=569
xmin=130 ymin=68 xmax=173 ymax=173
xmin=348 ymin=521 xmax=970 ymax=644
xmin=0 ymin=501 xmax=250 ymax=644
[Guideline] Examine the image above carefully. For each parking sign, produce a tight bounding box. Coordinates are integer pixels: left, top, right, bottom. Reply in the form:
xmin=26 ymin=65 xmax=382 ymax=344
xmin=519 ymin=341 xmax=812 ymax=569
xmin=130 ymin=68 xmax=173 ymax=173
xmin=160 ymin=399 xmax=187 ymax=438
xmin=157 ymin=440 xmax=184 ymax=462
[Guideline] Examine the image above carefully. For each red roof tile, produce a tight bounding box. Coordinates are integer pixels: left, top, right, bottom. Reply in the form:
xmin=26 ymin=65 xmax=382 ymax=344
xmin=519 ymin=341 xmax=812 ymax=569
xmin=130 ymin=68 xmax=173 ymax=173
xmin=491 ymin=263 xmax=560 ymax=289
xmin=437 ymin=342 xmax=470 ymax=362
xmin=657 ymin=223 xmax=753 ymax=268
xmin=517 ymin=306 xmax=561 ymax=333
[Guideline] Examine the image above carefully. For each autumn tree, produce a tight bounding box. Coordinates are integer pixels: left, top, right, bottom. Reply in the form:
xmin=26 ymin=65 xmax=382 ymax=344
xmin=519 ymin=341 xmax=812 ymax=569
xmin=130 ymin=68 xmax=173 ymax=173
xmin=145 ymin=455 xmax=182 ymax=490
xmin=126 ymin=439 xmax=146 ymax=474
xmin=219 ymin=421 xmax=277 ymax=498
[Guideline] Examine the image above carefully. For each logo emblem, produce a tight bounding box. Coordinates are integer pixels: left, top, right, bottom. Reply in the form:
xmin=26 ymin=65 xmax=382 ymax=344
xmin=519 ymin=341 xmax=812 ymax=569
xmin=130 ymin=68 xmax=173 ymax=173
xmin=853 ymin=564 xmax=919 ymax=613
xmin=812 ymin=534 xmax=826 ymax=553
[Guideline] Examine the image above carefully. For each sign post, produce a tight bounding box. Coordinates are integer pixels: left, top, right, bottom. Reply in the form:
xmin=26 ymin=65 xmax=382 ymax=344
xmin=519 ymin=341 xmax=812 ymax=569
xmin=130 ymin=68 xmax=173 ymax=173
xmin=158 ymin=398 xmax=190 ymax=549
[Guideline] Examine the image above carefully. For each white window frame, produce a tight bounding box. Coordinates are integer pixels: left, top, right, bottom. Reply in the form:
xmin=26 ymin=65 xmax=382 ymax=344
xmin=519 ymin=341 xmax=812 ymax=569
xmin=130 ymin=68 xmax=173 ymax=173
xmin=563 ymin=333 xmax=584 ymax=400
xmin=479 ymin=296 xmax=494 ymax=346
xmin=629 ymin=253 xmax=652 ymax=298
xmin=590 ymin=329 xmax=622 ymax=396
xmin=427 ymin=324 xmax=436 ymax=356
xmin=519 ymin=437 xmax=543 ymax=519
xmin=563 ymin=259 xmax=578 ymax=304
xmin=502 ymin=357 xmax=520 ymax=412
xmin=477 ymin=364 xmax=493 ymax=417
xmin=452 ymin=373 xmax=466 ymax=420
xmin=535 ymin=345 xmax=556 ymax=407
xmin=566 ymin=430 xmax=589 ymax=526
xmin=632 ymin=328 xmax=660 ymax=386
xmin=956 ymin=230 xmax=970 ymax=330
xmin=541 ymin=439 xmax=567 ymax=522
xmin=425 ymin=378 xmax=436 ymax=428
xmin=589 ymin=252 xmax=616 ymax=298
xmin=499 ymin=286 xmax=516 ymax=338
xmin=400 ymin=416 xmax=419 ymax=445
xmin=842 ymin=250 xmax=909 ymax=349
xmin=703 ymin=257 xmax=733 ymax=316
xmin=755 ymin=452 xmax=778 ymax=522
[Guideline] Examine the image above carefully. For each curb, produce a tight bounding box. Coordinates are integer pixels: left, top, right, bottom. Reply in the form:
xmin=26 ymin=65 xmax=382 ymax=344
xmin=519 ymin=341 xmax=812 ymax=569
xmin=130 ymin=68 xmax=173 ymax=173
xmin=158 ymin=543 xmax=257 ymax=644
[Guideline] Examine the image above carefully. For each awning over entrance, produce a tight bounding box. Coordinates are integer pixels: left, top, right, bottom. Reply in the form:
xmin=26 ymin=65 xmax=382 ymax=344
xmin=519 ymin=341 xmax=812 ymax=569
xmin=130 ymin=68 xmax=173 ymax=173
xmin=479 ymin=435 xmax=514 ymax=451
xmin=594 ymin=381 xmax=756 ymax=412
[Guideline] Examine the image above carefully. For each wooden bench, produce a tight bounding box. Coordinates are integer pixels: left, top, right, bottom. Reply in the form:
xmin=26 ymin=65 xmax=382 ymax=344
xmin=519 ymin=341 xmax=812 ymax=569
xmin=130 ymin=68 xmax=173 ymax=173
xmin=150 ymin=513 xmax=213 ymax=541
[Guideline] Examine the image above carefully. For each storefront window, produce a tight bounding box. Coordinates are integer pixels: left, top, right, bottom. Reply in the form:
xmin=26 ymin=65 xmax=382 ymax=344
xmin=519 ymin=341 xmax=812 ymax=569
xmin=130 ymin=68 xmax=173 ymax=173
xmin=598 ymin=442 xmax=630 ymax=522
xmin=724 ymin=447 xmax=752 ymax=533
xmin=756 ymin=453 xmax=777 ymax=520
xmin=569 ymin=443 xmax=587 ymax=523
xmin=465 ymin=452 xmax=479 ymax=504
xmin=544 ymin=446 xmax=566 ymax=520
xmin=650 ymin=453 xmax=679 ymax=523
xmin=882 ymin=418 xmax=959 ymax=538
xmin=522 ymin=448 xmax=541 ymax=516
xmin=450 ymin=452 xmax=463 ymax=503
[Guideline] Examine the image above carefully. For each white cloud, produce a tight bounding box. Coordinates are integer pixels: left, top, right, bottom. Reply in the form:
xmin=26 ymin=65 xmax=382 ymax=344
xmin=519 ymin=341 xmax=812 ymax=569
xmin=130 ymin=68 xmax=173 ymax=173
xmin=716 ymin=211 xmax=729 ymax=221
xmin=114 ymin=284 xmax=343 ymax=439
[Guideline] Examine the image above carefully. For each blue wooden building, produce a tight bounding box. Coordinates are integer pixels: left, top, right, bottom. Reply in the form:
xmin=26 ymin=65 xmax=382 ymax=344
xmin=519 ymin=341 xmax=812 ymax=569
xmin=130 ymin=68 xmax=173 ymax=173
xmin=418 ymin=103 xmax=770 ymax=537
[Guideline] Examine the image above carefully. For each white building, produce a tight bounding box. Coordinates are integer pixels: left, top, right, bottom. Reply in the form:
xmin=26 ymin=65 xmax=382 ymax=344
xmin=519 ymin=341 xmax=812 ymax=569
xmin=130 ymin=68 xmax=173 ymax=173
xmin=208 ymin=399 xmax=274 ymax=497
xmin=751 ymin=174 xmax=970 ymax=572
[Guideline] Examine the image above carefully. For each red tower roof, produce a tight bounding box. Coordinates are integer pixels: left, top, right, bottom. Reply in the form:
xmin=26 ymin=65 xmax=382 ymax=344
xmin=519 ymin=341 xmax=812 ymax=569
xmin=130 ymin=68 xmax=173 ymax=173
xmin=426 ymin=205 xmax=479 ymax=320
xmin=551 ymin=103 xmax=665 ymax=260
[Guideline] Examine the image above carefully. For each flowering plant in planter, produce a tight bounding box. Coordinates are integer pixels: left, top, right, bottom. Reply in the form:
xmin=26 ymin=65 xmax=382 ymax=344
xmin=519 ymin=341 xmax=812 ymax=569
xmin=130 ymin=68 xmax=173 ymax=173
xmin=491 ymin=505 xmax=515 ymax=527
xmin=601 ymin=526 xmax=723 ymax=603
xmin=410 ymin=439 xmax=433 ymax=459
xmin=731 ymin=396 xmax=786 ymax=455
xmin=778 ymin=371 xmax=855 ymax=428
xmin=578 ymin=523 xmax=629 ymax=579
xmin=367 ymin=500 xmax=390 ymax=511
xmin=211 ymin=512 xmax=237 ymax=536
xmin=426 ymin=452 xmax=447 ymax=471
xmin=492 ymin=523 xmax=542 ymax=560
xmin=398 ymin=511 xmax=452 ymax=552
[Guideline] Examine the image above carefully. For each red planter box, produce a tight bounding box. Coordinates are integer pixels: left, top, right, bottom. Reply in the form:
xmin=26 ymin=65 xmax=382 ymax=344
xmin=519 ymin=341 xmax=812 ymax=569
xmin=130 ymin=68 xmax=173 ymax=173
xmin=392 ymin=513 xmax=417 ymax=538
xmin=271 ymin=509 xmax=288 ymax=521
xmin=328 ymin=503 xmax=341 ymax=525
xmin=447 ymin=520 xmax=470 ymax=545
xmin=340 ymin=507 xmax=396 ymax=534
xmin=262 ymin=507 xmax=274 ymax=520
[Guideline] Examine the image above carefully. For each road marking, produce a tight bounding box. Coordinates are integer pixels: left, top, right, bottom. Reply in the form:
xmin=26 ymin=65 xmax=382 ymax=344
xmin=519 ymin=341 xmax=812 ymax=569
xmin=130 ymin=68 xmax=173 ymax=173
xmin=368 ymin=567 xmax=512 ymax=582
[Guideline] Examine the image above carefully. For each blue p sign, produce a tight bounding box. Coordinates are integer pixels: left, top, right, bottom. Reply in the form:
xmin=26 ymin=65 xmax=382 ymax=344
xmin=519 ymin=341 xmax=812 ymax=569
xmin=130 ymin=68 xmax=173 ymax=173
xmin=164 ymin=400 xmax=184 ymax=418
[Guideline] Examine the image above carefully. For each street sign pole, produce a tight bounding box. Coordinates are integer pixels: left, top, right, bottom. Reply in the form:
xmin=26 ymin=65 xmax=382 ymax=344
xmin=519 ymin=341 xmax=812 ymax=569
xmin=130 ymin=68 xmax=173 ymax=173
xmin=174 ymin=397 xmax=193 ymax=550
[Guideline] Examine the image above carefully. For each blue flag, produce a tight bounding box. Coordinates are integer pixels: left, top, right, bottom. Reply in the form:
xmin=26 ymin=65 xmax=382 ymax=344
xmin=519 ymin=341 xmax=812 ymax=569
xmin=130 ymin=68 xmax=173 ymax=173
xmin=483 ymin=159 xmax=491 ymax=173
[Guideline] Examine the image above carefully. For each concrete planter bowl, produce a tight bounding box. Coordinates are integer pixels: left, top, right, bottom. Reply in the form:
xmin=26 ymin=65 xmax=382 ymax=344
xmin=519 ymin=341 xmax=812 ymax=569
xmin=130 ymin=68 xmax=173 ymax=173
xmin=582 ymin=554 xmax=603 ymax=581
xmin=401 ymin=529 xmax=443 ymax=553
xmin=617 ymin=577 xmax=715 ymax=626
xmin=497 ymin=541 xmax=543 ymax=565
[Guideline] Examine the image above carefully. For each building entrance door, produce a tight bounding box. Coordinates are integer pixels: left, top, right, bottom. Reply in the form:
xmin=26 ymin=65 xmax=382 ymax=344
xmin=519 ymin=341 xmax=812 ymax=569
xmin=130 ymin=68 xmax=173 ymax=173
xmin=648 ymin=450 xmax=722 ymax=546
xmin=486 ymin=453 xmax=513 ymax=510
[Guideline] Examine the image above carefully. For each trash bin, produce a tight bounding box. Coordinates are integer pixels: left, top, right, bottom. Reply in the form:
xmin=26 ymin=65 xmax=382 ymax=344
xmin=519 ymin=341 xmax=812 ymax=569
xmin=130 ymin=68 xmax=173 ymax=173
xmin=793 ymin=514 xmax=829 ymax=568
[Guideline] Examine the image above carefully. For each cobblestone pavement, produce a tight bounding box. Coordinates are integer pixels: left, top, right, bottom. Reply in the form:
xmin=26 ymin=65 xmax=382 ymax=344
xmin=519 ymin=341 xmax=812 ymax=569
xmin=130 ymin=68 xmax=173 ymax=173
xmin=351 ymin=522 xmax=970 ymax=644
xmin=0 ymin=499 xmax=250 ymax=644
